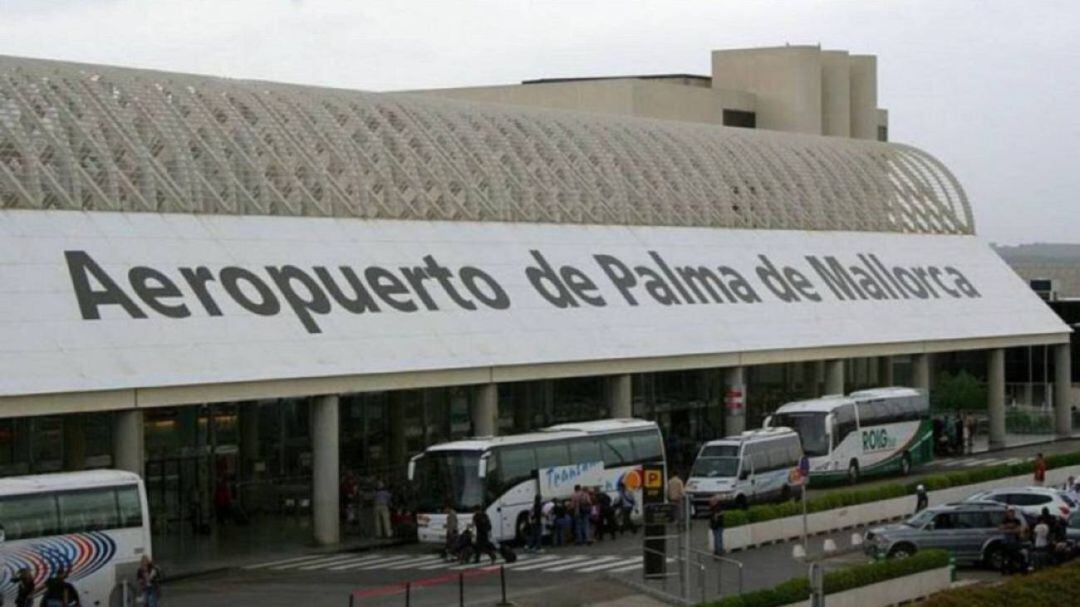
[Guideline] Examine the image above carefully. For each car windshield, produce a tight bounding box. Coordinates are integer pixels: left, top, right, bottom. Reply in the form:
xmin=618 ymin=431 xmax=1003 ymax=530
xmin=771 ymin=412 xmax=829 ymax=456
xmin=412 ymin=450 xmax=485 ymax=512
xmin=905 ymin=510 xmax=935 ymax=528
xmin=690 ymin=457 xmax=740 ymax=479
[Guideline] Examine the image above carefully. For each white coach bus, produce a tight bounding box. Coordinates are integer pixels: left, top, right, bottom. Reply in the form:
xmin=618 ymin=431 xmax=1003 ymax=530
xmin=764 ymin=387 xmax=932 ymax=485
xmin=409 ymin=419 xmax=665 ymax=544
xmin=0 ymin=470 xmax=152 ymax=606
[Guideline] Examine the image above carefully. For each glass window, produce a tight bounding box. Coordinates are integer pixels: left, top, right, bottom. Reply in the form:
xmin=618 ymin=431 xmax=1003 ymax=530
xmin=497 ymin=446 xmax=537 ymax=490
xmin=412 ymin=451 xmax=484 ymax=512
xmin=602 ymin=436 xmax=634 ymax=466
xmin=117 ymin=485 xmax=143 ymax=528
xmin=932 ymin=513 xmax=955 ymax=529
xmin=772 ymin=413 xmax=829 ymax=457
xmin=955 ymin=512 xmax=993 ymax=528
xmin=700 ymin=445 xmax=739 ymax=458
xmin=0 ymin=493 xmax=59 ymax=540
xmin=535 ymin=443 xmax=569 ymax=469
xmin=58 ymin=488 xmax=120 ymax=533
xmin=986 ymin=511 xmax=1006 ymax=526
xmin=569 ymin=440 xmax=601 ymax=465
xmin=630 ymin=432 xmax=663 ymax=463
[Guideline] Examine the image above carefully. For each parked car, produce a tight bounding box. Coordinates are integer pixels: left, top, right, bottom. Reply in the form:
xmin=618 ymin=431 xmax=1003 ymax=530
xmin=965 ymin=486 xmax=1075 ymax=521
xmin=864 ymin=501 xmax=1022 ymax=569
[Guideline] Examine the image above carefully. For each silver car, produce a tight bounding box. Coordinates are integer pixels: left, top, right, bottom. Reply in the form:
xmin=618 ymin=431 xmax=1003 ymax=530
xmin=865 ymin=501 xmax=1021 ymax=568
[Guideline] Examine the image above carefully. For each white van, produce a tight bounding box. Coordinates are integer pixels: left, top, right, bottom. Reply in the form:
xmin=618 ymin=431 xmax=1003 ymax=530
xmin=685 ymin=427 xmax=803 ymax=514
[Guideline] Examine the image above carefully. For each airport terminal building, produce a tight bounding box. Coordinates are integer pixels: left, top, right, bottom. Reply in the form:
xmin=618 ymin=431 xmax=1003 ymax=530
xmin=0 ymin=47 xmax=1071 ymax=552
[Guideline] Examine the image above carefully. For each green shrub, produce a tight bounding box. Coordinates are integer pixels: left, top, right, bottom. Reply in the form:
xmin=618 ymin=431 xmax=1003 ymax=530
xmin=922 ymin=555 xmax=1080 ymax=607
xmin=724 ymin=450 xmax=1080 ymax=529
xmin=699 ymin=550 xmax=950 ymax=607
xmin=931 ymin=371 xmax=987 ymax=411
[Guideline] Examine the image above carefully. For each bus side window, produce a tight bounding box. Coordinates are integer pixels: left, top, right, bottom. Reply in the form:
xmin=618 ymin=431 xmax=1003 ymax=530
xmin=569 ymin=440 xmax=601 ymax=465
xmin=834 ymin=405 xmax=857 ymax=447
xmin=497 ymin=446 xmax=538 ymax=492
xmin=117 ymin=485 xmax=143 ymax=528
xmin=630 ymin=432 xmax=663 ymax=464
xmin=603 ymin=436 xmax=633 ymax=467
xmin=536 ymin=443 xmax=570 ymax=469
xmin=58 ymin=489 xmax=121 ymax=533
xmin=0 ymin=494 xmax=60 ymax=540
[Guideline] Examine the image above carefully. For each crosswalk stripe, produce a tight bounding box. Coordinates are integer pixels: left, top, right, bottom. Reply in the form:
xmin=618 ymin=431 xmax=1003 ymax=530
xmin=579 ymin=556 xmax=642 ymax=573
xmin=607 ymin=561 xmax=645 ymax=573
xmin=326 ymin=554 xmax=393 ymax=571
xmin=387 ymin=556 xmax=446 ymax=570
xmin=545 ymin=555 xmax=620 ymax=572
xmin=500 ymin=555 xmax=562 ymax=570
xmin=297 ymin=554 xmax=370 ymax=570
xmin=244 ymin=554 xmax=328 ymax=570
xmin=353 ymin=555 xmax=419 ymax=570
xmin=267 ymin=555 xmax=346 ymax=570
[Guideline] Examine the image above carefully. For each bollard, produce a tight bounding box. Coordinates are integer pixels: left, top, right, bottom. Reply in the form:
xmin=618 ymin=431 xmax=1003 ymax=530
xmin=497 ymin=564 xmax=512 ymax=606
xmin=459 ymin=571 xmax=465 ymax=607
xmin=349 ymin=592 xmax=355 ymax=607
xmin=948 ymin=555 xmax=956 ymax=582
xmin=405 ymin=581 xmax=411 ymax=607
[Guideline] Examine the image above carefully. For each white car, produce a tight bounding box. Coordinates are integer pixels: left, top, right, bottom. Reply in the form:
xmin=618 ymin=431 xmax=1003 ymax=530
xmin=965 ymin=486 xmax=1076 ymax=521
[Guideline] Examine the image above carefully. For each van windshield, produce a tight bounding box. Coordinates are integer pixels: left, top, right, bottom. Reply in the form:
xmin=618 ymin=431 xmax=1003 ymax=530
xmin=690 ymin=457 xmax=740 ymax=479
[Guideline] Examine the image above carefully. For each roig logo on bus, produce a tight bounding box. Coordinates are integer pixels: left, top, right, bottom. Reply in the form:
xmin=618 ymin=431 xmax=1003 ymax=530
xmin=861 ymin=428 xmax=896 ymax=452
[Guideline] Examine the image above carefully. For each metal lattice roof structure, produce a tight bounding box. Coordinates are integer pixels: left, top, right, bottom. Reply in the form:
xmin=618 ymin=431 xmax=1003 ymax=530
xmin=0 ymin=55 xmax=973 ymax=234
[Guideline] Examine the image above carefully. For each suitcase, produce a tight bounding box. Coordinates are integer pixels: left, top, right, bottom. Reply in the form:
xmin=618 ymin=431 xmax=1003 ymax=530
xmin=499 ymin=543 xmax=517 ymax=563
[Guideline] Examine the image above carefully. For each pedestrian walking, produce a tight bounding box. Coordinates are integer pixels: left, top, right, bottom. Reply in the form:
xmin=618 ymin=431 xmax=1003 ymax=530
xmin=708 ymin=495 xmax=725 ymax=556
xmin=964 ymin=413 xmax=976 ymax=453
xmin=39 ymin=568 xmax=80 ymax=607
xmin=472 ymin=507 xmax=497 ymax=564
xmin=915 ymin=484 xmax=928 ymax=513
xmin=443 ymin=502 xmax=459 ymax=559
xmin=137 ymin=555 xmax=162 ymax=607
xmin=571 ymin=485 xmax=592 ymax=546
xmin=14 ymin=568 xmax=34 ymax=607
xmin=952 ymin=412 xmax=964 ymax=453
xmin=1033 ymin=453 xmax=1047 ymax=487
xmin=595 ymin=490 xmax=617 ymax=542
xmin=373 ymin=482 xmax=393 ymax=538
xmin=617 ymin=480 xmax=638 ymax=535
xmin=667 ymin=472 xmax=685 ymax=523
xmin=525 ymin=494 xmax=544 ymax=552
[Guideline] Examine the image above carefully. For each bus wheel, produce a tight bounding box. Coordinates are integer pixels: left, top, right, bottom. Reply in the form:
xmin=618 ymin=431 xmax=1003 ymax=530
xmin=735 ymin=495 xmax=748 ymax=510
xmin=900 ymin=452 xmax=912 ymax=476
xmin=847 ymin=461 xmax=860 ymax=485
xmin=514 ymin=512 xmax=530 ymax=546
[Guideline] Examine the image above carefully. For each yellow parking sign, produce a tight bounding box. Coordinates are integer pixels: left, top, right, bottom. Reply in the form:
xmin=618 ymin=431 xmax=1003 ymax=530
xmin=645 ymin=468 xmax=663 ymax=489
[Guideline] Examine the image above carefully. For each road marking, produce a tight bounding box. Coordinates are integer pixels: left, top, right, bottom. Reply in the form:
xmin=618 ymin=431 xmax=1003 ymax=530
xmin=244 ymin=554 xmax=332 ymax=570
xmin=607 ymin=560 xmax=646 ymax=573
xmin=499 ymin=555 xmax=562 ymax=570
xmin=578 ymin=556 xmax=642 ymax=573
xmin=353 ymin=555 xmax=420 ymax=570
xmin=516 ymin=557 xmax=591 ymax=570
xmin=449 ymin=559 xmax=498 ymax=571
xmin=297 ymin=554 xmax=372 ymax=570
xmin=387 ymin=555 xmax=446 ymax=570
xmin=545 ymin=555 xmax=620 ymax=572
xmin=326 ymin=554 xmax=395 ymax=571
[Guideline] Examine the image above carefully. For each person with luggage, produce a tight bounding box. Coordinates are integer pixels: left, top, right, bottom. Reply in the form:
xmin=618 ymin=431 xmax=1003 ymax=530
xmin=443 ymin=502 xmax=459 ymax=559
xmin=617 ymin=480 xmax=638 ymax=535
xmin=472 ymin=507 xmax=498 ymax=564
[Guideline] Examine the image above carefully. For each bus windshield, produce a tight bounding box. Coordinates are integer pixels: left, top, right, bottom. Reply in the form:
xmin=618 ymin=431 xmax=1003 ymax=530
xmin=771 ymin=412 xmax=829 ymax=457
xmin=690 ymin=456 xmax=740 ymax=478
xmin=412 ymin=450 xmax=486 ymax=512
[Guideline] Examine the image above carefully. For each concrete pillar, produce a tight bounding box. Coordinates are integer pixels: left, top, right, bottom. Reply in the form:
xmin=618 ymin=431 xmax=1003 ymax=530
xmin=607 ymin=374 xmax=633 ymax=419
xmin=988 ymin=349 xmax=1006 ymax=450
xmin=723 ymin=367 xmax=746 ymax=436
xmin=878 ymin=356 xmax=894 ymax=386
xmin=113 ymin=409 xmax=145 ymax=478
xmin=311 ymin=395 xmax=340 ymax=546
xmin=1055 ymin=343 xmax=1073 ymax=438
xmin=825 ymin=359 xmax=845 ymax=395
xmin=471 ymin=383 xmax=498 ymax=437
xmin=912 ymin=353 xmax=931 ymax=392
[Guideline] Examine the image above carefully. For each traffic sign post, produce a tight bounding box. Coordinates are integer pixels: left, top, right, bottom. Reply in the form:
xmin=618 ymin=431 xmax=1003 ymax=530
xmin=794 ymin=455 xmax=810 ymax=551
xmin=642 ymin=463 xmax=667 ymax=579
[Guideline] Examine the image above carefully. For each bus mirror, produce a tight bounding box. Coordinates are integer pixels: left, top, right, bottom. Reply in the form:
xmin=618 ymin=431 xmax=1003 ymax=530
xmin=407 ymin=460 xmax=416 ymax=481
xmin=478 ymin=456 xmax=488 ymax=479
xmin=0 ymin=525 xmax=5 ymax=542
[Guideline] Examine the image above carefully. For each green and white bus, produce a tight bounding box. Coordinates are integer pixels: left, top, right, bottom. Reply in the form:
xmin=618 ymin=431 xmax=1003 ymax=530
xmin=764 ymin=387 xmax=932 ymax=485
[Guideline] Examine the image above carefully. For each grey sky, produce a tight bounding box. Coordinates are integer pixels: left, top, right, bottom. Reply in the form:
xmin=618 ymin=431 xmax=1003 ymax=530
xmin=1 ymin=0 xmax=1076 ymax=245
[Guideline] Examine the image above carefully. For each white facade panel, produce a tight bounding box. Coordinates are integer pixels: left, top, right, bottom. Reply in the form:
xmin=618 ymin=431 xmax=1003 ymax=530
xmin=0 ymin=210 xmax=1067 ymax=398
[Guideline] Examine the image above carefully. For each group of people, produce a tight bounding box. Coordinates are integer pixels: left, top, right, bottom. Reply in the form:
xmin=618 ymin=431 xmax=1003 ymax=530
xmin=998 ymin=504 xmax=1073 ymax=574
xmin=441 ymin=504 xmax=502 ymax=564
xmin=340 ymin=472 xmax=417 ymax=540
xmin=933 ymin=412 xmax=976 ymax=456
xmin=534 ymin=482 xmax=639 ymax=549
xmin=7 ymin=556 xmax=161 ymax=607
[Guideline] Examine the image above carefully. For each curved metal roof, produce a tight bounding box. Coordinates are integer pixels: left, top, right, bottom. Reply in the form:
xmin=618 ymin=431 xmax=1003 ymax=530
xmin=0 ymin=55 xmax=972 ymax=235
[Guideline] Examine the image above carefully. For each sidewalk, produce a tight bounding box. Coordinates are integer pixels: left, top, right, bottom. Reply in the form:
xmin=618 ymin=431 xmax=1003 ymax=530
xmin=155 ymin=516 xmax=410 ymax=580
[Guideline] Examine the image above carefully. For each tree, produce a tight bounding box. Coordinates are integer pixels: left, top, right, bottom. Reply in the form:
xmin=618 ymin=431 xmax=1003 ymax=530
xmin=931 ymin=371 xmax=987 ymax=411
